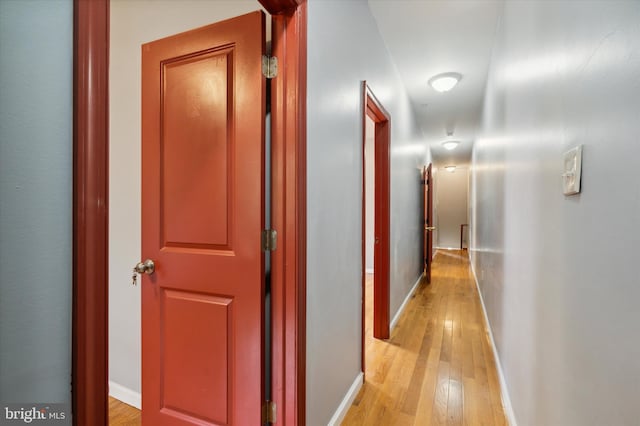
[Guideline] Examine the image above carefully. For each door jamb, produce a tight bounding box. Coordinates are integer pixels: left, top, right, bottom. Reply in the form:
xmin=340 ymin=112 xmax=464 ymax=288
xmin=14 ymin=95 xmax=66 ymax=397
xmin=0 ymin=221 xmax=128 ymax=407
xmin=424 ymin=164 xmax=433 ymax=282
xmin=72 ymin=0 xmax=109 ymax=424
xmin=72 ymin=0 xmax=306 ymax=424
xmin=361 ymin=82 xmax=391 ymax=376
xmin=265 ymin=2 xmax=307 ymax=425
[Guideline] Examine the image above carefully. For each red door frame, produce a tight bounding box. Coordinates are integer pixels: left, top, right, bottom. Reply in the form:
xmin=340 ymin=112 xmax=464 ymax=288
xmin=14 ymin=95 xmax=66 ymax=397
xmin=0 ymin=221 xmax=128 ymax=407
xmin=72 ymin=1 xmax=109 ymax=423
xmin=423 ymin=164 xmax=434 ymax=282
xmin=361 ymin=82 xmax=391 ymax=377
xmin=268 ymin=2 xmax=307 ymax=425
xmin=72 ymin=1 xmax=306 ymax=424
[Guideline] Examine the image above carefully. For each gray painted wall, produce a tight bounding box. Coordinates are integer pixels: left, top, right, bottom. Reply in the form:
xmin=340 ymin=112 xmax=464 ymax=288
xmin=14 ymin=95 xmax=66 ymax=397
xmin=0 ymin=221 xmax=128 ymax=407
xmin=0 ymin=0 xmax=73 ymax=408
xmin=307 ymin=1 xmax=429 ymax=423
xmin=471 ymin=1 xmax=640 ymax=425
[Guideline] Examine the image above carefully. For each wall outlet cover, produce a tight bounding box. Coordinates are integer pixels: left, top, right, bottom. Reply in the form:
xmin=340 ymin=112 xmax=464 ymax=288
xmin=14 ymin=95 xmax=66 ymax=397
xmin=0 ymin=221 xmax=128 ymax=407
xmin=562 ymin=145 xmax=582 ymax=195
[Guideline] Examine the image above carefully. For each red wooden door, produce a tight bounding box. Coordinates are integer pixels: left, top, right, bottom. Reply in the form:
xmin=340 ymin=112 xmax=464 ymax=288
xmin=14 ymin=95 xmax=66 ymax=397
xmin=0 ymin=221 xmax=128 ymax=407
xmin=423 ymin=164 xmax=434 ymax=282
xmin=141 ymin=12 xmax=265 ymax=425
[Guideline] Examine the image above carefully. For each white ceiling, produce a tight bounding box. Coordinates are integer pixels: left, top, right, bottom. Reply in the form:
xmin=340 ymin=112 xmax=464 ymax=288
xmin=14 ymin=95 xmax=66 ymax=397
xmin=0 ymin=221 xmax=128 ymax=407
xmin=368 ymin=0 xmax=503 ymax=167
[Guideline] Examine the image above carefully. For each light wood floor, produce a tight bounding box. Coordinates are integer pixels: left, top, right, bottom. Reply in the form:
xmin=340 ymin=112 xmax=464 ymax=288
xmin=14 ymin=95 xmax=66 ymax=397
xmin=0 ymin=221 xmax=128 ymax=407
xmin=110 ymin=250 xmax=506 ymax=425
xmin=109 ymin=396 xmax=140 ymax=425
xmin=342 ymin=250 xmax=507 ymax=426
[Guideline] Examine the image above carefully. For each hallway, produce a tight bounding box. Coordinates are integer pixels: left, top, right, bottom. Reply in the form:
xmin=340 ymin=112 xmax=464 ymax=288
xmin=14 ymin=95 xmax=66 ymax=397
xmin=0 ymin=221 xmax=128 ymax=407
xmin=342 ymin=250 xmax=507 ymax=425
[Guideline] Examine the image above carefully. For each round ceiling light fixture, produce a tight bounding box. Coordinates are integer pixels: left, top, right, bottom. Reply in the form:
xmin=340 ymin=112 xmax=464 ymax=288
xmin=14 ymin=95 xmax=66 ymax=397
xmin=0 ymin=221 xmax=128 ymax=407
xmin=445 ymin=165 xmax=456 ymax=172
xmin=442 ymin=140 xmax=460 ymax=151
xmin=429 ymin=72 xmax=462 ymax=93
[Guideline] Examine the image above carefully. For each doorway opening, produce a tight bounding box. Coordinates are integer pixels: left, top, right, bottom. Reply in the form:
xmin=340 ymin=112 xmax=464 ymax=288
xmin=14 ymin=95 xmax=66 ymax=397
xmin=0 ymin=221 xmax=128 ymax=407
xmin=73 ymin=1 xmax=307 ymax=424
xmin=361 ymin=82 xmax=391 ymax=375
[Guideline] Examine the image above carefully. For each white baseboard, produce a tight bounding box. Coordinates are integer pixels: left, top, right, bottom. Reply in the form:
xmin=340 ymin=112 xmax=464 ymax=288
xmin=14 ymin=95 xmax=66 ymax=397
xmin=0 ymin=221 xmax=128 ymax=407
xmin=390 ymin=274 xmax=422 ymax=332
xmin=469 ymin=261 xmax=517 ymax=426
xmin=108 ymin=380 xmax=141 ymax=410
xmin=327 ymin=372 xmax=364 ymax=426
xmin=365 ymin=268 xmax=374 ymax=274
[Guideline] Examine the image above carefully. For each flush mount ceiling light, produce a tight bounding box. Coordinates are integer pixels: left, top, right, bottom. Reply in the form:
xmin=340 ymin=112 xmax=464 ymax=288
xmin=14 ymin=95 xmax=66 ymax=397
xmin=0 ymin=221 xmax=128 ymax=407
xmin=445 ymin=165 xmax=456 ymax=172
xmin=442 ymin=140 xmax=460 ymax=151
xmin=429 ymin=72 xmax=462 ymax=93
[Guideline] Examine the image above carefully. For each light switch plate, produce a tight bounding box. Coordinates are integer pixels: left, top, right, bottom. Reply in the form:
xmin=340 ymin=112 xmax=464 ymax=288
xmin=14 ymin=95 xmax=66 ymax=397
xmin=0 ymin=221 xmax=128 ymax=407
xmin=562 ymin=145 xmax=582 ymax=195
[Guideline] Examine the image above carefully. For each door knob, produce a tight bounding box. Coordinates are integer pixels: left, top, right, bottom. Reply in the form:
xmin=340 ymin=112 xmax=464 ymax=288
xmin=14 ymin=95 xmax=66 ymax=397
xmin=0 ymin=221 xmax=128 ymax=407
xmin=425 ymin=226 xmax=436 ymax=231
xmin=134 ymin=259 xmax=155 ymax=275
xmin=132 ymin=259 xmax=155 ymax=286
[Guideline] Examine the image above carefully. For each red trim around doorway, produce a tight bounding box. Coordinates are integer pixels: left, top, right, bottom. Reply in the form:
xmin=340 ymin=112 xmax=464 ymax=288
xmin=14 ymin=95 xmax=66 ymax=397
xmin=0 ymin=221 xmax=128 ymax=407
xmin=262 ymin=0 xmax=307 ymax=424
xmin=262 ymin=0 xmax=304 ymax=12
xmin=72 ymin=0 xmax=109 ymax=424
xmin=361 ymin=82 xmax=391 ymax=374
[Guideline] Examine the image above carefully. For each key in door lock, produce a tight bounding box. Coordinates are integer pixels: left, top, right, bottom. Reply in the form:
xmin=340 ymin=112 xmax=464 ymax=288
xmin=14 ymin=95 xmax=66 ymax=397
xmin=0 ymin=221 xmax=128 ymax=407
xmin=131 ymin=259 xmax=155 ymax=285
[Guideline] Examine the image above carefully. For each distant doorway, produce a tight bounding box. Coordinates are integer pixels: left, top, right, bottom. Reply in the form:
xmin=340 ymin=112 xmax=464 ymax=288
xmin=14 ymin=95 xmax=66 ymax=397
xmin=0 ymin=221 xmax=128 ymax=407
xmin=361 ymin=82 xmax=391 ymax=374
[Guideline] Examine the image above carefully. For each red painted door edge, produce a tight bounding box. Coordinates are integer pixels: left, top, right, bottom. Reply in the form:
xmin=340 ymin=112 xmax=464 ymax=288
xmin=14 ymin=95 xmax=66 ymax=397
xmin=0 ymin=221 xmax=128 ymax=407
xmin=360 ymin=85 xmax=367 ymax=374
xmin=362 ymin=82 xmax=391 ymax=342
xmin=72 ymin=0 xmax=109 ymax=425
xmin=423 ymin=165 xmax=428 ymax=278
xmin=425 ymin=164 xmax=433 ymax=282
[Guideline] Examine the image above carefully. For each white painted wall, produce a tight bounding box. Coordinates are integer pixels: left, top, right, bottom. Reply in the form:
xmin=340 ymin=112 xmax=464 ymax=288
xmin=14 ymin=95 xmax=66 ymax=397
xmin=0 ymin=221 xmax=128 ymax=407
xmin=364 ymin=116 xmax=375 ymax=272
xmin=307 ymin=1 xmax=429 ymax=424
xmin=109 ymin=0 xmax=267 ymax=402
xmin=0 ymin=0 xmax=73 ymax=408
xmin=471 ymin=1 xmax=640 ymax=425
xmin=435 ymin=167 xmax=469 ymax=249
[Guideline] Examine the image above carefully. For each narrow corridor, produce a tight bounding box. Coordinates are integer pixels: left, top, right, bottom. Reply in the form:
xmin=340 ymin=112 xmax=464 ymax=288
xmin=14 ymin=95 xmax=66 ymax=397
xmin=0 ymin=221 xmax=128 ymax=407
xmin=342 ymin=250 xmax=507 ymax=425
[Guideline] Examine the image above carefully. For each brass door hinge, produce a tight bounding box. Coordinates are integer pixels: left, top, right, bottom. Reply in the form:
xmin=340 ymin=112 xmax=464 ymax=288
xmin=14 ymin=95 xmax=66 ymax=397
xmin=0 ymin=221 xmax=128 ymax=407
xmin=262 ymin=400 xmax=276 ymax=423
xmin=262 ymin=55 xmax=278 ymax=79
xmin=261 ymin=229 xmax=277 ymax=252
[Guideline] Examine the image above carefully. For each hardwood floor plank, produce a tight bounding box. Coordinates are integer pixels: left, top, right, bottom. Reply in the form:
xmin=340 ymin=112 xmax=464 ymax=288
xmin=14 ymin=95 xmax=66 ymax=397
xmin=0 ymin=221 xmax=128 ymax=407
xmin=448 ymin=277 xmax=464 ymax=426
xmin=447 ymin=378 xmax=464 ymax=426
xmin=471 ymin=329 xmax=495 ymax=425
xmin=461 ymin=293 xmax=476 ymax=380
xmin=413 ymin=339 xmax=441 ymax=424
xmin=108 ymin=397 xmax=140 ymax=425
xmin=431 ymin=361 xmax=451 ymax=425
xmin=400 ymin=316 xmax=433 ymax=415
xmin=463 ymin=377 xmax=480 ymax=426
